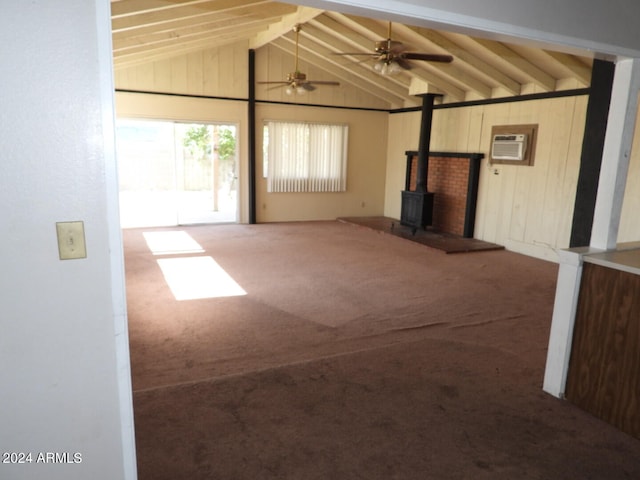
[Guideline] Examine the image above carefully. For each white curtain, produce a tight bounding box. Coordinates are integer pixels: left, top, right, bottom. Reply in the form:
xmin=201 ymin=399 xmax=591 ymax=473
xmin=266 ymin=121 xmax=348 ymax=193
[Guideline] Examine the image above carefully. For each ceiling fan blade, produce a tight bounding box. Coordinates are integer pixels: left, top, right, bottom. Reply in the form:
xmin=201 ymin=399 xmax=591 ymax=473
xmin=395 ymin=58 xmax=413 ymax=70
xmin=257 ymin=81 xmax=289 ymax=84
xmin=267 ymin=84 xmax=288 ymax=91
xmin=402 ymin=53 xmax=453 ymax=63
xmin=308 ymin=81 xmax=340 ymax=86
xmin=332 ymin=52 xmax=378 ymax=57
xmin=301 ymin=83 xmax=316 ymax=92
xmin=359 ymin=55 xmax=382 ymax=65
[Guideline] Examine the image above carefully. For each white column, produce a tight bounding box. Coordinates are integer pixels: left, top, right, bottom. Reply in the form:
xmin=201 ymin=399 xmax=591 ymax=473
xmin=96 ymin=0 xmax=139 ymax=477
xmin=544 ymin=57 xmax=640 ymax=398
xmin=591 ymin=58 xmax=640 ymax=250
xmin=543 ymin=248 xmax=593 ymax=397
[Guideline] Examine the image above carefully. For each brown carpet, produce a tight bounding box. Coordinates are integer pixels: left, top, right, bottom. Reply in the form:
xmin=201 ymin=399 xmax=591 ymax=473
xmin=123 ymin=221 xmax=640 ymax=479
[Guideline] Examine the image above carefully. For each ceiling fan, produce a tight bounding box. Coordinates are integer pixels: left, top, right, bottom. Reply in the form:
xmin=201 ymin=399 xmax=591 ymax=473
xmin=257 ymin=24 xmax=340 ymax=95
xmin=336 ymin=21 xmax=453 ymax=75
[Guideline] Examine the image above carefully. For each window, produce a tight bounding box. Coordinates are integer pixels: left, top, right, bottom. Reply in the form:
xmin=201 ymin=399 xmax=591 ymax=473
xmin=116 ymin=119 xmax=238 ymax=227
xmin=264 ymin=121 xmax=348 ymax=193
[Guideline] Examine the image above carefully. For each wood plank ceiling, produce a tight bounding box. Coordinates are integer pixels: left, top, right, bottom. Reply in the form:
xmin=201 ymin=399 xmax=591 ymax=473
xmin=111 ymin=0 xmax=594 ymax=106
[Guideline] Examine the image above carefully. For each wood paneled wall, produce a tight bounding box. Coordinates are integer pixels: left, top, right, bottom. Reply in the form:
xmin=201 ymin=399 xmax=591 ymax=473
xmin=115 ymin=42 xmax=250 ymax=99
xmin=472 ymin=95 xmax=587 ymax=260
xmin=114 ymin=41 xmax=391 ymax=110
xmin=386 ymin=93 xmax=589 ymax=261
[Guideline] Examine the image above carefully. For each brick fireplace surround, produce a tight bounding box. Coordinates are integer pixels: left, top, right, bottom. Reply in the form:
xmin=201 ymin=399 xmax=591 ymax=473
xmin=405 ymin=151 xmax=484 ymax=238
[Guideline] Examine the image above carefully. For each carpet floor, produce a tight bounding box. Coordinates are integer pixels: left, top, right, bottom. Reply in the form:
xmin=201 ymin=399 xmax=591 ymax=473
xmin=123 ymin=221 xmax=640 ymax=479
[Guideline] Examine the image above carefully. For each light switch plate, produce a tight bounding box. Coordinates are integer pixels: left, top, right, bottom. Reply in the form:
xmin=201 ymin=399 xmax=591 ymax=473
xmin=56 ymin=221 xmax=87 ymax=260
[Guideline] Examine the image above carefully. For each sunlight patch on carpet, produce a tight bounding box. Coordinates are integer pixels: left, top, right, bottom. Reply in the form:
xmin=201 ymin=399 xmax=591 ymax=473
xmin=157 ymin=256 xmax=247 ymax=300
xmin=143 ymin=231 xmax=205 ymax=255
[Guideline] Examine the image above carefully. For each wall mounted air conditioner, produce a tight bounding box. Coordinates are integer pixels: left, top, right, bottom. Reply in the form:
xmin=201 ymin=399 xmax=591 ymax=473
xmin=491 ymin=133 xmax=528 ymax=161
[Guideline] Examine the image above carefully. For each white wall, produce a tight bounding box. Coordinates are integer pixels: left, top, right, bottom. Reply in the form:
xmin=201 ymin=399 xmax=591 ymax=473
xmin=0 ymin=1 xmax=136 ymax=479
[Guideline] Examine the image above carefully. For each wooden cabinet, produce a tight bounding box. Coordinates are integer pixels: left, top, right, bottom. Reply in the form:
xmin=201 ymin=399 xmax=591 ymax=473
xmin=565 ymin=254 xmax=640 ymax=439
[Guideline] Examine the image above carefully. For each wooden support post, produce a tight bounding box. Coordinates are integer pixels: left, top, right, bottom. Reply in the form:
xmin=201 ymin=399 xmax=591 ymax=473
xmin=248 ymin=49 xmax=257 ymax=224
xmin=591 ymin=58 xmax=640 ymax=250
xmin=570 ymin=59 xmax=614 ymax=247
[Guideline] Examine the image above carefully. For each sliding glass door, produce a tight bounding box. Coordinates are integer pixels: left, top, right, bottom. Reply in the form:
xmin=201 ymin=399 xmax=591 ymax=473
xmin=116 ymin=119 xmax=237 ymax=228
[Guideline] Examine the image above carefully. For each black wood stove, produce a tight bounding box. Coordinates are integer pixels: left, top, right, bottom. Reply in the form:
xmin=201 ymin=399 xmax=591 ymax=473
xmin=400 ymin=94 xmax=439 ymax=234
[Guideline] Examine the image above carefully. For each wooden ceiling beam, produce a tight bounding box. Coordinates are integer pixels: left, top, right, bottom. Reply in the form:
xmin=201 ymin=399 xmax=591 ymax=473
xmin=113 ymin=8 xmax=292 ymax=51
xmin=110 ymin=1 xmax=594 ymax=101
xmin=113 ymin=31 xmax=257 ymax=67
xmin=112 ymin=0 xmax=275 ymax=32
xmin=310 ymin=13 xmax=377 ymax=52
xmin=113 ymin=3 xmax=291 ymax=42
xmin=400 ymin=25 xmax=521 ymax=96
xmin=542 ymin=50 xmax=592 ymax=86
xmin=324 ymin=11 xmax=386 ymax=43
xmin=249 ymin=6 xmax=324 ymax=49
xmin=389 ymin=23 xmax=493 ymax=99
xmin=111 ymin=0 xmax=217 ymax=18
xmin=113 ymin=19 xmax=270 ymax=55
xmin=468 ymin=37 xmax=557 ymax=91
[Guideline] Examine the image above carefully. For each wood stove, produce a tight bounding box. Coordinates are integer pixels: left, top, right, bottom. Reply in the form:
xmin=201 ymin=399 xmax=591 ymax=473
xmin=400 ymin=93 xmax=440 ymax=233
xmin=400 ymin=190 xmax=434 ymax=233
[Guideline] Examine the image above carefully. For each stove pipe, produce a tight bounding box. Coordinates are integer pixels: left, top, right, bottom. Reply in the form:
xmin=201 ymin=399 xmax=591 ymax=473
xmin=415 ymin=93 xmax=440 ymax=193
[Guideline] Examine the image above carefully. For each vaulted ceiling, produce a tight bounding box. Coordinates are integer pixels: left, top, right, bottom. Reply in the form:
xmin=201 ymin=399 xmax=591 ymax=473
xmin=110 ymin=0 xmax=594 ymax=106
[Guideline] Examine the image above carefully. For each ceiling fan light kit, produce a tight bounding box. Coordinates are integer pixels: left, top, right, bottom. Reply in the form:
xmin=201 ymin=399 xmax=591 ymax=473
xmin=373 ymin=59 xmax=403 ymax=75
xmin=285 ymin=71 xmax=308 ymax=95
xmin=286 ymin=87 xmax=306 ymax=95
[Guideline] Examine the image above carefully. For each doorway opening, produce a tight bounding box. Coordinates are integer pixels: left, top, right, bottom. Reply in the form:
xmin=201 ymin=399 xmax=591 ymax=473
xmin=116 ymin=119 xmax=238 ymax=228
